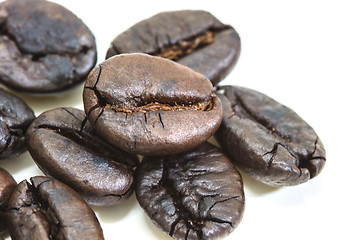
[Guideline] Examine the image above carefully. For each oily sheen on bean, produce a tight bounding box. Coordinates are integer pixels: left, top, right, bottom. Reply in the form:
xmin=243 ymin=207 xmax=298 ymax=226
xmin=83 ymin=53 xmax=223 ymax=156
xmin=6 ymin=176 xmax=104 ymax=240
xmin=0 ymin=0 xmax=97 ymax=94
xmin=26 ymin=107 xmax=139 ymax=206
xmin=136 ymin=142 xmax=245 ymax=240
xmin=215 ymin=86 xmax=326 ymax=186
xmin=106 ymin=10 xmax=240 ymax=86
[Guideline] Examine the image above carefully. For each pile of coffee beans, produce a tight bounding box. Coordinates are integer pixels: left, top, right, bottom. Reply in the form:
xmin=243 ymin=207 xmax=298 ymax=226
xmin=0 ymin=0 xmax=326 ymax=239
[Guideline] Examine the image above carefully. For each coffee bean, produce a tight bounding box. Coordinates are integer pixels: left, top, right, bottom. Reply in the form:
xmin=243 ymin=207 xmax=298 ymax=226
xmin=0 ymin=0 xmax=97 ymax=94
xmin=83 ymin=53 xmax=223 ymax=156
xmin=0 ymin=88 xmax=35 ymax=159
xmin=215 ymin=86 xmax=326 ymax=186
xmin=106 ymin=10 xmax=240 ymax=86
xmin=6 ymin=176 xmax=104 ymax=240
xmin=135 ymin=142 xmax=245 ymax=240
xmin=0 ymin=167 xmax=17 ymax=236
xmin=26 ymin=107 xmax=139 ymax=206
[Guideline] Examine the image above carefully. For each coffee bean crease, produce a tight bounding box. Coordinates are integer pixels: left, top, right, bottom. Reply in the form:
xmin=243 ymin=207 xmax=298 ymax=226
xmin=83 ymin=54 xmax=223 ymax=155
xmin=215 ymin=86 xmax=326 ymax=186
xmin=6 ymin=177 xmax=104 ymax=239
xmin=154 ymin=31 xmax=215 ymax=61
xmin=0 ymin=0 xmax=97 ymax=93
xmin=136 ymin=143 xmax=245 ymax=240
xmin=105 ymin=10 xmax=240 ymax=85
xmin=26 ymin=108 xmax=139 ymax=206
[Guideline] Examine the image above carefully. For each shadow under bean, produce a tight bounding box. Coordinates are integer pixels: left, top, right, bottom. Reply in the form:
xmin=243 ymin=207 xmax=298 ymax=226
xmin=91 ymin=193 xmax=138 ymax=224
xmin=238 ymin=169 xmax=280 ymax=196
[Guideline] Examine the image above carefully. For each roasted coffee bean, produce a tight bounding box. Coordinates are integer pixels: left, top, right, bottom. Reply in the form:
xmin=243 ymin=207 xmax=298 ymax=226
xmin=83 ymin=53 xmax=223 ymax=156
xmin=0 ymin=88 xmax=35 ymax=159
xmin=136 ymin=142 xmax=245 ymax=240
xmin=6 ymin=176 xmax=104 ymax=240
xmin=0 ymin=167 xmax=17 ymax=236
xmin=106 ymin=10 xmax=240 ymax=86
xmin=215 ymin=86 xmax=326 ymax=186
xmin=0 ymin=0 xmax=97 ymax=94
xmin=26 ymin=107 xmax=139 ymax=206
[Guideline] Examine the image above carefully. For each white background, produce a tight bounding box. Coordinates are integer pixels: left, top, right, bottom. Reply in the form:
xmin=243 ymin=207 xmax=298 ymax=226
xmin=1 ymin=0 xmax=359 ymax=239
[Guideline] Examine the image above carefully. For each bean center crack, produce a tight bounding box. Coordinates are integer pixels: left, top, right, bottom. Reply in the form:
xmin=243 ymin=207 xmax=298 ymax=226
xmin=154 ymin=31 xmax=215 ymax=61
xmin=0 ymin=22 xmax=91 ymax=62
xmin=36 ymin=124 xmax=136 ymax=168
xmin=105 ymin=100 xmax=213 ymax=113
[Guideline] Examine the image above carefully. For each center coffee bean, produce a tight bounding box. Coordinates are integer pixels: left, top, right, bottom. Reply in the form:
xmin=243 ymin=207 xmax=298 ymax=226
xmin=6 ymin=176 xmax=104 ymax=240
xmin=26 ymin=107 xmax=139 ymax=206
xmin=83 ymin=53 xmax=223 ymax=156
xmin=106 ymin=10 xmax=240 ymax=86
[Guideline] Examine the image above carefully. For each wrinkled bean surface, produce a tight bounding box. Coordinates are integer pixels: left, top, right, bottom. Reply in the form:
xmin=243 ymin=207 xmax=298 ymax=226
xmin=0 ymin=88 xmax=35 ymax=159
xmin=0 ymin=0 xmax=97 ymax=94
xmin=6 ymin=176 xmax=104 ymax=240
xmin=26 ymin=107 xmax=139 ymax=206
xmin=136 ymin=142 xmax=245 ymax=240
xmin=215 ymin=86 xmax=326 ymax=186
xmin=83 ymin=53 xmax=223 ymax=156
xmin=106 ymin=10 xmax=240 ymax=86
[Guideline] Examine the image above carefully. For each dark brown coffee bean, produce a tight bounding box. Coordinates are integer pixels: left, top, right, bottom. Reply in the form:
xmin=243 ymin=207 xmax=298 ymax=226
xmin=6 ymin=176 xmax=104 ymax=240
xmin=0 ymin=167 xmax=17 ymax=236
xmin=0 ymin=0 xmax=97 ymax=94
xmin=135 ymin=142 xmax=245 ymax=240
xmin=105 ymin=10 xmax=240 ymax=86
xmin=83 ymin=53 xmax=223 ymax=156
xmin=215 ymin=86 xmax=326 ymax=186
xmin=0 ymin=88 xmax=35 ymax=159
xmin=26 ymin=107 xmax=139 ymax=206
